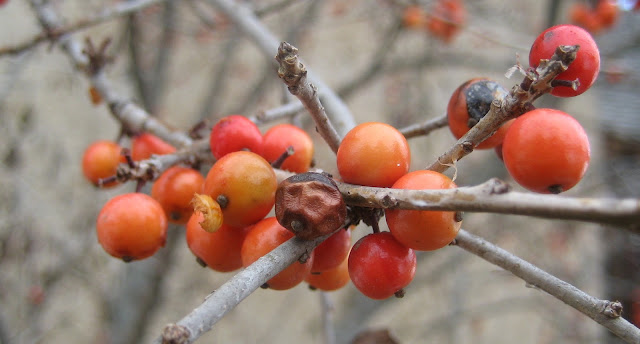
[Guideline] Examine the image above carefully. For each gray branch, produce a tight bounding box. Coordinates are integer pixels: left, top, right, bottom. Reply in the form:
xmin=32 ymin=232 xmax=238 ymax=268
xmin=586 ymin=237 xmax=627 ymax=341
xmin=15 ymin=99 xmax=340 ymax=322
xmin=454 ymin=229 xmax=640 ymax=344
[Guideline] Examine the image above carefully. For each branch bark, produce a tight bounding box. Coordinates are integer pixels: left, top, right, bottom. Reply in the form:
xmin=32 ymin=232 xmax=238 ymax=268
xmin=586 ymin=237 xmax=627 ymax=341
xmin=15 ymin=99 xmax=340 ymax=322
xmin=339 ymin=178 xmax=640 ymax=231
xmin=276 ymin=42 xmax=342 ymax=154
xmin=454 ymin=229 xmax=640 ymax=344
xmin=153 ymin=235 xmax=328 ymax=344
xmin=2 ymin=0 xmax=165 ymax=57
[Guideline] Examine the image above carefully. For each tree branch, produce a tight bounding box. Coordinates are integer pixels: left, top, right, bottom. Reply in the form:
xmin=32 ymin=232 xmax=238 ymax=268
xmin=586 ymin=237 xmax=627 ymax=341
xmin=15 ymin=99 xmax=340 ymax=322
xmin=275 ymin=42 xmax=342 ymax=154
xmin=339 ymin=178 xmax=640 ymax=231
xmin=454 ymin=229 xmax=640 ymax=344
xmin=153 ymin=235 xmax=328 ymax=344
xmin=398 ymin=113 xmax=448 ymax=139
xmin=427 ymin=45 xmax=579 ymax=172
xmin=2 ymin=0 xmax=165 ymax=57
xmin=205 ymin=0 xmax=356 ymax=137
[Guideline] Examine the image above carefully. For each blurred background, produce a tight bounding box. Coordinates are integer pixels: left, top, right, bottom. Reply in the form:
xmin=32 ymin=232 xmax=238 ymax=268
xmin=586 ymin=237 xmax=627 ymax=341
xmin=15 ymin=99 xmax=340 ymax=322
xmin=0 ymin=0 xmax=639 ymax=343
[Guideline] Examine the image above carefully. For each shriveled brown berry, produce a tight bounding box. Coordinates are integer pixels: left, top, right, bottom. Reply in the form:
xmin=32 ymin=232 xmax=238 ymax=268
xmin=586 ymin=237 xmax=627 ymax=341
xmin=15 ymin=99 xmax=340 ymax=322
xmin=275 ymin=172 xmax=347 ymax=240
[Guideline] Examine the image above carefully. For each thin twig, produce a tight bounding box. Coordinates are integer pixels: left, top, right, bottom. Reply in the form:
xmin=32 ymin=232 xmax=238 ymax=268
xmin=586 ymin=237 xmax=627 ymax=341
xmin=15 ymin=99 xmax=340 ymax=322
xmin=454 ymin=229 xmax=640 ymax=344
xmin=275 ymin=42 xmax=342 ymax=154
xmin=427 ymin=45 xmax=579 ymax=172
xmin=2 ymin=0 xmax=165 ymax=57
xmin=206 ymin=0 xmax=356 ymax=136
xmin=250 ymin=101 xmax=304 ymax=125
xmin=398 ymin=113 xmax=448 ymax=139
xmin=153 ymin=235 xmax=328 ymax=344
xmin=338 ymin=178 xmax=640 ymax=231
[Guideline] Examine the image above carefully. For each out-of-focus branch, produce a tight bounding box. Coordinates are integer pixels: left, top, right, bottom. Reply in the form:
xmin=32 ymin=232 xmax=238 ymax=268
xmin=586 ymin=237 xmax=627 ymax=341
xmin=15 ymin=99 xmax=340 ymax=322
xmin=275 ymin=42 xmax=342 ymax=154
xmin=337 ymin=18 xmax=404 ymax=100
xmin=398 ymin=113 xmax=448 ymax=138
xmin=339 ymin=178 xmax=640 ymax=231
xmin=2 ymin=0 xmax=164 ymax=57
xmin=320 ymin=292 xmax=336 ymax=344
xmin=30 ymin=0 xmax=192 ymax=149
xmin=454 ymin=229 xmax=640 ymax=344
xmin=206 ymin=0 xmax=356 ymax=137
xmin=250 ymin=101 xmax=304 ymax=125
xmin=153 ymin=235 xmax=328 ymax=344
xmin=427 ymin=45 xmax=579 ymax=172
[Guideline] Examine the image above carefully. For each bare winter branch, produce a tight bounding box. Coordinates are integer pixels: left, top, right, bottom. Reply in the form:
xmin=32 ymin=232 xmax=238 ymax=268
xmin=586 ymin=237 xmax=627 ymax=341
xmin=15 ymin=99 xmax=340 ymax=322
xmin=2 ymin=0 xmax=165 ymax=57
xmin=206 ymin=0 xmax=357 ymax=136
xmin=339 ymin=178 xmax=640 ymax=231
xmin=153 ymin=235 xmax=328 ymax=344
xmin=276 ymin=42 xmax=342 ymax=154
xmin=399 ymin=113 xmax=449 ymax=139
xmin=454 ymin=229 xmax=640 ymax=344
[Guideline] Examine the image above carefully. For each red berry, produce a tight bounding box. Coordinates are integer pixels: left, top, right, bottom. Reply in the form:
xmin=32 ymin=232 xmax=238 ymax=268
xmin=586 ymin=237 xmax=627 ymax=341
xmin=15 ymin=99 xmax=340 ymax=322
xmin=529 ymin=24 xmax=600 ymax=97
xmin=447 ymin=78 xmax=512 ymax=149
xmin=425 ymin=0 xmax=466 ymax=43
xmin=502 ymin=108 xmax=590 ymax=194
xmin=209 ymin=115 xmax=263 ymax=160
xmin=337 ymin=122 xmax=410 ymax=188
xmin=186 ymin=212 xmax=247 ymax=272
xmin=131 ymin=133 xmax=176 ymax=161
xmin=386 ymin=170 xmax=461 ymax=251
xmin=96 ymin=193 xmax=168 ymax=261
xmin=348 ymin=232 xmax=416 ymax=300
xmin=262 ymin=124 xmax=314 ymax=173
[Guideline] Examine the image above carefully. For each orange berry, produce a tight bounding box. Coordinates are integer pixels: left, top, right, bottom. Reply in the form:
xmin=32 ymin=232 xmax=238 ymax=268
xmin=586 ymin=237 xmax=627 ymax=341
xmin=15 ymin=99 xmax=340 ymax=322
xmin=151 ymin=166 xmax=205 ymax=224
xmin=241 ymin=217 xmax=314 ymax=290
xmin=186 ymin=212 xmax=247 ymax=272
xmin=502 ymin=108 xmax=590 ymax=194
xmin=82 ymin=140 xmax=123 ymax=188
xmin=203 ymin=151 xmax=277 ymax=227
xmin=402 ymin=5 xmax=425 ymax=29
xmin=385 ymin=170 xmax=461 ymax=251
xmin=337 ymin=122 xmax=410 ymax=188
xmin=96 ymin=193 xmax=168 ymax=261
xmin=305 ymin=256 xmax=350 ymax=291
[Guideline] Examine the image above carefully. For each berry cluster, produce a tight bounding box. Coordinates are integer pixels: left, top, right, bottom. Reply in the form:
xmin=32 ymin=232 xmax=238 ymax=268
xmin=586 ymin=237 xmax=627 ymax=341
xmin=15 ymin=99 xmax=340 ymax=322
xmin=569 ymin=0 xmax=619 ymax=35
xmin=402 ymin=0 xmax=466 ymax=43
xmin=83 ymin=23 xmax=601 ymax=300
